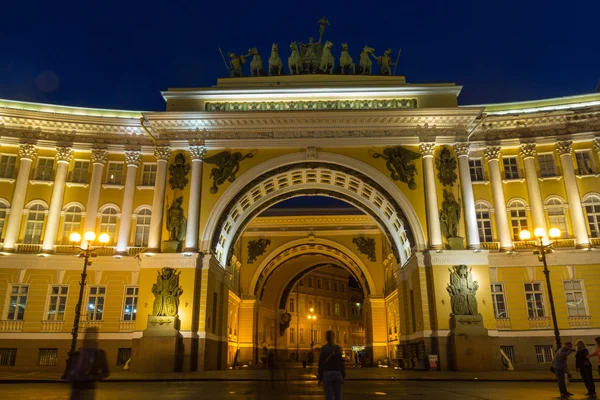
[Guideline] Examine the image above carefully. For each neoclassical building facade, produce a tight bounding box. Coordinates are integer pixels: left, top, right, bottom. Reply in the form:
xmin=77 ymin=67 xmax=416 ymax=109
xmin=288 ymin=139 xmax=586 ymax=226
xmin=0 ymin=76 xmax=599 ymax=371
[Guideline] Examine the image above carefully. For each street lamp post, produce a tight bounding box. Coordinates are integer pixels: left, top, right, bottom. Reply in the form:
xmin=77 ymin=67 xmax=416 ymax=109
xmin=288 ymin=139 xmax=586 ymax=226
xmin=519 ymin=227 xmax=562 ymax=350
xmin=308 ymin=308 xmax=317 ymax=364
xmin=61 ymin=231 xmax=110 ymax=379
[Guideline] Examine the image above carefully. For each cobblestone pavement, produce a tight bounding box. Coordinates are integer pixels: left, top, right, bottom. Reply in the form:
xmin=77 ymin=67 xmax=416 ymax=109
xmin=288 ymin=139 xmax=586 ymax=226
xmin=0 ymin=380 xmax=593 ymax=399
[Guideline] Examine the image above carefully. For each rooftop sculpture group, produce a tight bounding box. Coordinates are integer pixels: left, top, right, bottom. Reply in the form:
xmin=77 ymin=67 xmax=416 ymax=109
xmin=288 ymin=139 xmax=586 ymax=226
xmin=220 ymin=17 xmax=401 ymax=77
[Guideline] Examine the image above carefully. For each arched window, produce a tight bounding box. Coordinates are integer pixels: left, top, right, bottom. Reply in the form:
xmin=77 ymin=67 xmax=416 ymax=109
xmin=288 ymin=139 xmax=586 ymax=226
xmin=134 ymin=208 xmax=151 ymax=247
xmin=475 ymin=202 xmax=493 ymax=242
xmin=61 ymin=205 xmax=83 ymax=244
xmin=545 ymin=197 xmax=568 ymax=238
xmin=99 ymin=207 xmax=118 ymax=244
xmin=508 ymin=200 xmax=529 ymax=241
xmin=0 ymin=200 xmax=8 ymax=240
xmin=583 ymin=195 xmax=600 ymax=238
xmin=24 ymin=204 xmax=46 ymax=244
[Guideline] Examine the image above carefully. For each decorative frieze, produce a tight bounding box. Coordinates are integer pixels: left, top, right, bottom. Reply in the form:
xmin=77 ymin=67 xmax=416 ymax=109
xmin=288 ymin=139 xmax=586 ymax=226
xmin=55 ymin=146 xmax=73 ymax=163
xmin=483 ymin=146 xmax=501 ymax=161
xmin=189 ymin=145 xmax=207 ymax=161
xmin=90 ymin=149 xmax=109 ymax=165
xmin=18 ymin=143 xmax=37 ymax=160
xmin=454 ymin=142 xmax=470 ymax=157
xmin=419 ymin=143 xmax=436 ymax=157
xmin=518 ymin=143 xmax=537 ymax=159
xmin=154 ymin=146 xmax=171 ymax=161
xmin=204 ymin=98 xmax=417 ymax=112
xmin=593 ymin=138 xmax=600 ymax=154
xmin=125 ymin=150 xmax=142 ymax=166
xmin=555 ymin=141 xmax=572 ymax=156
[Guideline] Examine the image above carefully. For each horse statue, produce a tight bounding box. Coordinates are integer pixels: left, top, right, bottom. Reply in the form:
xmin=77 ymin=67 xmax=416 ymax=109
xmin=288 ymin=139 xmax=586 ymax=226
xmin=359 ymin=46 xmax=375 ymax=75
xmin=339 ymin=43 xmax=355 ymax=74
xmin=268 ymin=43 xmax=283 ymax=76
xmin=248 ymin=48 xmax=265 ymax=77
xmin=318 ymin=41 xmax=335 ymax=74
xmin=288 ymin=42 xmax=303 ymax=75
xmin=376 ymin=48 xmax=396 ymax=76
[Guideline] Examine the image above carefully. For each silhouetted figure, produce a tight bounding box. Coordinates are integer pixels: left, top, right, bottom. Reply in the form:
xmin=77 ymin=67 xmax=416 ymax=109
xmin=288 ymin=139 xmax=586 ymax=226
xmin=589 ymin=337 xmax=600 ymax=379
xmin=301 ymin=352 xmax=308 ymax=368
xmin=67 ymin=327 xmax=110 ymax=400
xmin=552 ymin=341 xmax=575 ymax=398
xmin=318 ymin=330 xmax=345 ymax=400
xmin=575 ymin=339 xmax=596 ymax=396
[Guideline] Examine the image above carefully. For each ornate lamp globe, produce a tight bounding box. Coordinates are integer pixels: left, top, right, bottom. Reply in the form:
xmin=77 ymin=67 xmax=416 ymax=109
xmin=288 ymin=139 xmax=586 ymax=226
xmin=519 ymin=230 xmax=532 ymax=241
xmin=534 ymin=228 xmax=546 ymax=239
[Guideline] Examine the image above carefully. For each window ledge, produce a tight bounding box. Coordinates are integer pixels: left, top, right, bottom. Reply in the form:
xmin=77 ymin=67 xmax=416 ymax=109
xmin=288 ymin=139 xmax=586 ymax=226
xmin=502 ymin=178 xmax=525 ymax=184
xmin=576 ymin=173 xmax=600 ymax=179
xmin=66 ymin=182 xmax=89 ymax=188
xmin=0 ymin=177 xmax=16 ymax=183
xmin=471 ymin=180 xmax=489 ymax=185
xmin=539 ymin=176 xmax=562 ymax=182
xmin=102 ymin=184 xmax=124 ymax=190
xmin=30 ymin=180 xmax=54 ymax=186
xmin=136 ymin=185 xmax=155 ymax=190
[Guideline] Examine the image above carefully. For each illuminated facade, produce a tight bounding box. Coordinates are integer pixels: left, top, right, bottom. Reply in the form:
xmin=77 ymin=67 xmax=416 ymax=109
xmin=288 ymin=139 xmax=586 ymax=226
xmin=0 ymin=75 xmax=599 ymax=371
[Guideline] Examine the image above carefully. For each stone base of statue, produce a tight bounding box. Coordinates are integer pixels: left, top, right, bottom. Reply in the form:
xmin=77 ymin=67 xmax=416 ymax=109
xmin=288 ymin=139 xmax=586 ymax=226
xmin=162 ymin=240 xmax=182 ymax=253
xmin=450 ymin=314 xmax=494 ymax=371
xmin=447 ymin=237 xmax=465 ymax=250
xmin=132 ymin=316 xmax=183 ymax=373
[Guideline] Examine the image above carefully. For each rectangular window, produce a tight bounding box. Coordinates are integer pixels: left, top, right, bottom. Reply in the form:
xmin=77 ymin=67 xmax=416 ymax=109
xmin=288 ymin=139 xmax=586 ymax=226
xmin=333 ymin=282 xmax=338 ymax=292
xmin=503 ymin=156 xmax=519 ymax=179
xmin=106 ymin=162 xmax=124 ymax=184
xmin=469 ymin=158 xmax=485 ymax=181
xmin=563 ymin=280 xmax=587 ymax=317
xmin=87 ymin=286 xmax=106 ymax=321
xmin=6 ymin=285 xmax=28 ymax=320
xmin=538 ymin=154 xmax=556 ymax=177
xmin=299 ymin=328 xmax=304 ymax=343
xmin=35 ymin=158 xmax=54 ymax=180
xmin=334 ymin=303 xmax=340 ymax=316
xmin=71 ymin=160 xmax=89 ymax=183
xmin=327 ymin=303 xmax=331 ymax=316
xmin=289 ymin=327 xmax=295 ymax=343
xmin=46 ymin=285 xmax=68 ymax=321
xmin=117 ymin=348 xmax=132 ymax=366
xmin=342 ymin=304 xmax=347 ymax=317
xmin=326 ymin=281 xmax=331 ymax=291
xmin=535 ymin=345 xmax=553 ymax=363
xmin=316 ymin=301 xmax=322 ymax=315
xmin=524 ymin=282 xmax=546 ymax=318
xmin=510 ymin=209 xmax=529 ymax=241
xmin=141 ymin=163 xmax=157 ymax=186
xmin=289 ymin=297 xmax=295 ymax=313
xmin=0 ymin=155 xmax=17 ymax=178
xmin=476 ymin=206 xmax=493 ymax=243
xmin=501 ymin=346 xmax=515 ymax=364
xmin=298 ymin=279 xmax=303 ymax=286
xmin=0 ymin=348 xmax=17 ymax=366
xmin=308 ymin=299 xmax=314 ymax=311
xmin=343 ymin=331 xmax=348 ymax=344
xmin=341 ymin=284 xmax=346 ymax=293
xmin=317 ymin=279 xmax=322 ymax=289
xmin=122 ymin=287 xmax=138 ymax=321
xmin=38 ymin=348 xmax=58 ymax=366
xmin=307 ymin=277 xmax=313 ymax=288
xmin=491 ymin=283 xmax=508 ymax=318
xmin=575 ymin=151 xmax=594 ymax=175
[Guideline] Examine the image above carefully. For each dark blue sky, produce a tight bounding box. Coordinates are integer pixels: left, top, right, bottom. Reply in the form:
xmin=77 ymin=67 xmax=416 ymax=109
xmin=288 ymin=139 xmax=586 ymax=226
xmin=1 ymin=1 xmax=598 ymax=111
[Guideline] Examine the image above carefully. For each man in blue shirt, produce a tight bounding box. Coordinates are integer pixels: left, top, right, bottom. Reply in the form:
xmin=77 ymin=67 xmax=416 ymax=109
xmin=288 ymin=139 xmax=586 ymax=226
xmin=552 ymin=342 xmax=575 ymax=397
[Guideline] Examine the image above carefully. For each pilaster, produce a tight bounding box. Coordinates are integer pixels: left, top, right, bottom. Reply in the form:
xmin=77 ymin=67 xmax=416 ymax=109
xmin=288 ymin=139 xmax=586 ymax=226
xmin=184 ymin=145 xmax=206 ymax=252
xmin=42 ymin=146 xmax=73 ymax=252
xmin=454 ymin=143 xmax=480 ymax=249
xmin=81 ymin=149 xmax=108 ymax=248
xmin=420 ymin=143 xmax=443 ymax=249
xmin=519 ymin=143 xmax=548 ymax=244
xmin=116 ymin=151 xmax=142 ymax=255
xmin=147 ymin=146 xmax=171 ymax=252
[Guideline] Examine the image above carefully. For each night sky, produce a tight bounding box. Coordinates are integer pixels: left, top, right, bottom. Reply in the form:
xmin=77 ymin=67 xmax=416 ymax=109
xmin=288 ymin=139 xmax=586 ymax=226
xmin=1 ymin=1 xmax=598 ymax=111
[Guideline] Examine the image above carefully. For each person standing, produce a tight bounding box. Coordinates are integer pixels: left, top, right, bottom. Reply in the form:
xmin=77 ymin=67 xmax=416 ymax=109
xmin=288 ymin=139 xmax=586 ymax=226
xmin=552 ymin=342 xmax=575 ymax=398
xmin=67 ymin=327 xmax=110 ymax=400
xmin=318 ymin=330 xmax=345 ymax=400
xmin=301 ymin=352 xmax=308 ymax=368
xmin=589 ymin=337 xmax=600 ymax=378
xmin=575 ymin=340 xmax=596 ymax=397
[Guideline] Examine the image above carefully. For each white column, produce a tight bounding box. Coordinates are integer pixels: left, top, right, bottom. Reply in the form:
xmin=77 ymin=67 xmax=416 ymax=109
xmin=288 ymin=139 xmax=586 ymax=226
xmin=484 ymin=147 xmax=512 ymax=251
xmin=116 ymin=151 xmax=141 ymax=255
xmin=2 ymin=144 xmax=37 ymax=251
xmin=556 ymin=141 xmax=590 ymax=248
xmin=454 ymin=143 xmax=480 ymax=250
xmin=184 ymin=145 xmax=206 ymax=252
xmin=42 ymin=146 xmax=73 ymax=253
xmin=81 ymin=149 xmax=108 ymax=248
xmin=519 ymin=143 xmax=548 ymax=244
xmin=419 ymin=143 xmax=443 ymax=249
xmin=147 ymin=146 xmax=170 ymax=252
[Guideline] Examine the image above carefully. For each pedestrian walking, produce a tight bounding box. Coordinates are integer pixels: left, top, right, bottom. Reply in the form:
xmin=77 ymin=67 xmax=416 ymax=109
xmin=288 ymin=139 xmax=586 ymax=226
xmin=552 ymin=341 xmax=575 ymax=398
xmin=318 ymin=330 xmax=345 ymax=400
xmin=575 ymin=339 xmax=596 ymax=397
xmin=301 ymin=352 xmax=308 ymax=368
xmin=589 ymin=337 xmax=600 ymax=378
xmin=67 ymin=327 xmax=110 ymax=400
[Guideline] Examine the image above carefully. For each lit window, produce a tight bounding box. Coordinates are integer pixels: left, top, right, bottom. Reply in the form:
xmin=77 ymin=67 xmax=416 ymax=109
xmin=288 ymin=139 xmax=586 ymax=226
xmin=524 ymin=282 xmax=546 ymax=318
xmin=508 ymin=200 xmax=528 ymax=241
xmin=575 ymin=151 xmax=594 ymax=175
xmin=24 ymin=204 xmax=46 ymax=244
xmin=35 ymin=158 xmax=54 ymax=181
xmin=491 ymin=283 xmax=507 ymax=318
xmin=38 ymin=348 xmax=58 ymax=366
xmin=468 ymin=158 xmax=485 ymax=181
xmin=122 ymin=287 xmax=138 ymax=321
xmin=475 ymin=203 xmax=493 ymax=242
xmin=334 ymin=303 xmax=340 ymax=316
xmin=87 ymin=286 xmax=106 ymax=321
xmin=0 ymin=155 xmax=17 ymax=178
xmin=584 ymin=195 xmax=600 ymax=238
xmin=70 ymin=160 xmax=89 ymax=183
xmin=299 ymin=328 xmax=304 ymax=343
xmin=6 ymin=285 xmax=28 ymax=321
xmin=134 ymin=208 xmax=151 ymax=247
xmin=545 ymin=198 xmax=567 ymax=237
xmin=61 ymin=205 xmax=83 ymax=244
xmin=46 ymin=286 xmax=68 ymax=321
xmin=106 ymin=162 xmax=124 ymax=184
xmin=289 ymin=327 xmax=295 ymax=343
xmin=538 ymin=154 xmax=556 ymax=177
xmin=141 ymin=164 xmax=157 ymax=186
xmin=99 ymin=207 xmax=118 ymax=244
xmin=289 ymin=297 xmax=295 ymax=313
xmin=563 ymin=280 xmax=587 ymax=317
xmin=503 ymin=157 xmax=519 ymax=179
xmin=0 ymin=202 xmax=7 ymax=239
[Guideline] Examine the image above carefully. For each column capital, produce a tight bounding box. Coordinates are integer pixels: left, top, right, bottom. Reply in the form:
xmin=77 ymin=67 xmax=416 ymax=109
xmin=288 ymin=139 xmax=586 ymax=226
xmin=484 ymin=146 xmax=501 ymax=161
xmin=55 ymin=146 xmax=73 ymax=163
xmin=90 ymin=148 xmax=109 ymax=165
xmin=518 ymin=143 xmax=537 ymax=159
xmin=189 ymin=145 xmax=207 ymax=161
xmin=18 ymin=143 xmax=37 ymax=160
xmin=154 ymin=146 xmax=171 ymax=161
xmin=593 ymin=138 xmax=600 ymax=154
xmin=125 ymin=150 xmax=142 ymax=166
xmin=454 ymin=142 xmax=470 ymax=157
xmin=419 ymin=143 xmax=436 ymax=157
xmin=555 ymin=141 xmax=573 ymax=156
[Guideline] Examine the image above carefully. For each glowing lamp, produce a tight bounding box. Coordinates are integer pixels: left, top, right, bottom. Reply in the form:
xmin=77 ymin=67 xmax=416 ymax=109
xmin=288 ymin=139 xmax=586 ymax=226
xmin=84 ymin=232 xmax=96 ymax=242
xmin=519 ymin=230 xmax=532 ymax=241
xmin=549 ymin=228 xmax=561 ymax=239
xmin=98 ymin=233 xmax=110 ymax=244
xmin=69 ymin=232 xmax=81 ymax=243
xmin=534 ymin=228 xmax=546 ymax=239
xmin=310 ymin=308 xmax=314 ymax=313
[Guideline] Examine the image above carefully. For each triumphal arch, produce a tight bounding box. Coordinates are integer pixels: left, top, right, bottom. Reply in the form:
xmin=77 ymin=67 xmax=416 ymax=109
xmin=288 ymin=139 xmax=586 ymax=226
xmin=0 ymin=68 xmax=599 ymax=372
